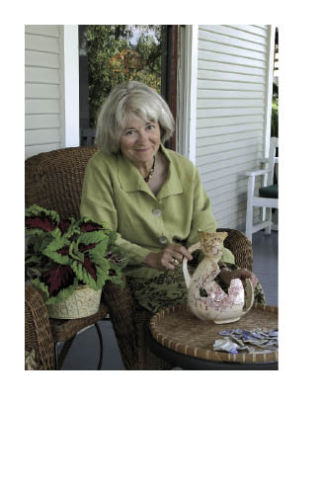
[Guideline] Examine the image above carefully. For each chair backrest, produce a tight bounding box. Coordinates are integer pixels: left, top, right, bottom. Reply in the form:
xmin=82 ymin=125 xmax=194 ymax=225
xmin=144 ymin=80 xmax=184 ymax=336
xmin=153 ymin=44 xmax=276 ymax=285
xmin=264 ymin=137 xmax=278 ymax=186
xmin=268 ymin=137 xmax=278 ymax=162
xmin=25 ymin=146 xmax=97 ymax=218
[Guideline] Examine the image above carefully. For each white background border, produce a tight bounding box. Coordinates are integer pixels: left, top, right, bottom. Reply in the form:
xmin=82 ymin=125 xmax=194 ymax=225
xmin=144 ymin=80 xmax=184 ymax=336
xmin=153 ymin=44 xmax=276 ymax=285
xmin=2 ymin=2 xmax=320 ymax=481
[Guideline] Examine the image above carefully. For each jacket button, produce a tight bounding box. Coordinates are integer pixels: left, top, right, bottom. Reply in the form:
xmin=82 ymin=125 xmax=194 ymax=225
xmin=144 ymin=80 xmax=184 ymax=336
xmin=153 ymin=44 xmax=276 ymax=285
xmin=159 ymin=235 xmax=168 ymax=244
xmin=152 ymin=208 xmax=161 ymax=217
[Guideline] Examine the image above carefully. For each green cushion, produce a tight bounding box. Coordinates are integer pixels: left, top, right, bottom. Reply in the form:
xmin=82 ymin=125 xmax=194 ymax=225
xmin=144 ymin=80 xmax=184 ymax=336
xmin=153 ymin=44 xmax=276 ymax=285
xmin=259 ymin=184 xmax=278 ymax=198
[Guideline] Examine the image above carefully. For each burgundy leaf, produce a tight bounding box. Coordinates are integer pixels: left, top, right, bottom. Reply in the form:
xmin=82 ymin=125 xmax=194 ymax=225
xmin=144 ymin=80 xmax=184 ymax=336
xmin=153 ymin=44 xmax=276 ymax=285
xmin=83 ymin=254 xmax=97 ymax=280
xmin=41 ymin=264 xmax=75 ymax=297
xmin=79 ymin=220 xmax=103 ymax=232
xmin=57 ymin=246 xmax=69 ymax=256
xmin=59 ymin=219 xmax=71 ymax=234
xmin=26 ymin=216 xmax=57 ymax=232
xmin=78 ymin=242 xmax=97 ymax=253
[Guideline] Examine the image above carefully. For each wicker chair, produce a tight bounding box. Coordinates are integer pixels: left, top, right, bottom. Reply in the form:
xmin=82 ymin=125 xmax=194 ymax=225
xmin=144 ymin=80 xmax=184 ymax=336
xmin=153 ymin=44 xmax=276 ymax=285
xmin=25 ymin=147 xmax=253 ymax=370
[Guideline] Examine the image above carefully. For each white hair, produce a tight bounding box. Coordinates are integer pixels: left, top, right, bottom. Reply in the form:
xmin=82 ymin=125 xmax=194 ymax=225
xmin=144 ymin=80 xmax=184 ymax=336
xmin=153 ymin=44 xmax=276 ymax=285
xmin=95 ymin=81 xmax=175 ymax=155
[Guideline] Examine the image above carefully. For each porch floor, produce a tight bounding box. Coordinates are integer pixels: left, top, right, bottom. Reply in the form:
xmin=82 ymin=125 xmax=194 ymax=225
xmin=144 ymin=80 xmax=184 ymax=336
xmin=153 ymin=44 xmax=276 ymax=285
xmin=58 ymin=230 xmax=278 ymax=370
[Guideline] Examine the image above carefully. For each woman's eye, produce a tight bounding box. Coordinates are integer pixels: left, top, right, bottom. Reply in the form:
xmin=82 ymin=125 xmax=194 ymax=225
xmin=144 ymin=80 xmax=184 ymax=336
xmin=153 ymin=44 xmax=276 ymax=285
xmin=125 ymin=130 xmax=134 ymax=136
xmin=147 ymin=124 xmax=155 ymax=130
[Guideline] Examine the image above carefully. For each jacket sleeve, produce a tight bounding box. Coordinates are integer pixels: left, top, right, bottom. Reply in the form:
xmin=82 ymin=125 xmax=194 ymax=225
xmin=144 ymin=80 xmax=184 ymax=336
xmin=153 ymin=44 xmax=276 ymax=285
xmin=187 ymin=167 xmax=235 ymax=265
xmin=80 ymin=157 xmax=150 ymax=265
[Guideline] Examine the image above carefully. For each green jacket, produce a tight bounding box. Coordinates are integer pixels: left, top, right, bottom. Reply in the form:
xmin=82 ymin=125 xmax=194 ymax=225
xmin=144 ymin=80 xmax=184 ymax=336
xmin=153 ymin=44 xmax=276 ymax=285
xmin=80 ymin=144 xmax=234 ymax=279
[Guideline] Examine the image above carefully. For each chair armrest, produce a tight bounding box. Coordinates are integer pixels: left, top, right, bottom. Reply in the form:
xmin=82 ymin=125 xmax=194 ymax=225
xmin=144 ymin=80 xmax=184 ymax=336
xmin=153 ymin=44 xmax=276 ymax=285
xmin=217 ymin=228 xmax=253 ymax=272
xmin=25 ymin=283 xmax=55 ymax=369
xmin=245 ymin=167 xmax=273 ymax=177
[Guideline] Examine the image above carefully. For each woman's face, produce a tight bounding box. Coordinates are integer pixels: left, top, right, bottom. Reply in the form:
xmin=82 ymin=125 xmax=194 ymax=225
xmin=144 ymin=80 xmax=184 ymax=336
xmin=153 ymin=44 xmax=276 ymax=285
xmin=120 ymin=115 xmax=161 ymax=164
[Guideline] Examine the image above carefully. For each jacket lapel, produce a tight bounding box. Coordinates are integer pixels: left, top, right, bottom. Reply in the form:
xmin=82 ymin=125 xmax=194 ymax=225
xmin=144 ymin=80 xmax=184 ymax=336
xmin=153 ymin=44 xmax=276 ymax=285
xmin=117 ymin=144 xmax=184 ymax=199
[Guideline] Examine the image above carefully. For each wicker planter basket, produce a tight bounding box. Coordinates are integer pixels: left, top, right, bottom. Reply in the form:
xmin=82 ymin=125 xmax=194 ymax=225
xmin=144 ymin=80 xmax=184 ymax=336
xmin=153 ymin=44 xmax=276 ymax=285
xmin=47 ymin=285 xmax=102 ymax=320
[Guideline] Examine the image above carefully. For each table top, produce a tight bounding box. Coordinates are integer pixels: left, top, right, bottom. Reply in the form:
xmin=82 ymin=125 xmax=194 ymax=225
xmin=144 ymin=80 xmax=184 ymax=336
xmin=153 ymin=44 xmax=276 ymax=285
xmin=149 ymin=304 xmax=278 ymax=368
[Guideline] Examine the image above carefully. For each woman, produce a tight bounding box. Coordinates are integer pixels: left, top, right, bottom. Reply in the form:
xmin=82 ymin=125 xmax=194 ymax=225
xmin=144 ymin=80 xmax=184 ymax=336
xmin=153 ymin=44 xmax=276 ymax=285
xmin=80 ymin=81 xmax=264 ymax=314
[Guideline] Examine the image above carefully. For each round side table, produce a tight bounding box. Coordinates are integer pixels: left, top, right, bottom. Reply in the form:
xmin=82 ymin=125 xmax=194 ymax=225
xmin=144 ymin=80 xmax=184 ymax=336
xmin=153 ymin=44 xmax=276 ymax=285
xmin=146 ymin=304 xmax=278 ymax=370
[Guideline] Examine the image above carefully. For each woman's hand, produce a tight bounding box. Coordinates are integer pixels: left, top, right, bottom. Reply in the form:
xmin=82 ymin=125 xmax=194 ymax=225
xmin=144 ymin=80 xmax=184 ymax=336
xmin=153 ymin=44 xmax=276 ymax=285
xmin=143 ymin=243 xmax=193 ymax=271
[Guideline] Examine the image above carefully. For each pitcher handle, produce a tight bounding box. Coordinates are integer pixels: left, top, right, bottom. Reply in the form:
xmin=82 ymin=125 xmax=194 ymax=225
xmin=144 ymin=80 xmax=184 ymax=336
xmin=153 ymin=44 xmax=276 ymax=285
xmin=182 ymin=242 xmax=201 ymax=288
xmin=243 ymin=278 xmax=255 ymax=314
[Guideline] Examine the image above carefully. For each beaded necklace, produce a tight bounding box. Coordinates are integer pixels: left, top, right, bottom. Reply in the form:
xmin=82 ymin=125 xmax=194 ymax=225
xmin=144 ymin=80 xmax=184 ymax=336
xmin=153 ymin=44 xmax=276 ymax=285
xmin=144 ymin=156 xmax=156 ymax=183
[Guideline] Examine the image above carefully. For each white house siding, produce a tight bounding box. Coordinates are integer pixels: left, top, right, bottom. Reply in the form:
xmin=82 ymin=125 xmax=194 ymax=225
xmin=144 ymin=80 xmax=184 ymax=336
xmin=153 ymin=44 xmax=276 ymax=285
xmin=25 ymin=25 xmax=65 ymax=159
xmin=196 ymin=25 xmax=273 ymax=230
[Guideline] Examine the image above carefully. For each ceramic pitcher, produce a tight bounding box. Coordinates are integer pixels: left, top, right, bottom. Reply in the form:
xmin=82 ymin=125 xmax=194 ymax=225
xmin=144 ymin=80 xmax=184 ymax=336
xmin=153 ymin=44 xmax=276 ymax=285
xmin=182 ymin=230 xmax=255 ymax=324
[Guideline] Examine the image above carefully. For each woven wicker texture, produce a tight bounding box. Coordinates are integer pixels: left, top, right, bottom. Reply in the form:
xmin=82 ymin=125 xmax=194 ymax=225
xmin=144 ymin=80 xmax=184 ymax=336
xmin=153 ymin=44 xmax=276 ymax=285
xmin=25 ymin=146 xmax=97 ymax=218
xmin=134 ymin=309 xmax=173 ymax=370
xmin=25 ymin=284 xmax=55 ymax=369
xmin=150 ymin=304 xmax=278 ymax=364
xmin=217 ymin=228 xmax=253 ymax=272
xmin=50 ymin=304 xmax=109 ymax=342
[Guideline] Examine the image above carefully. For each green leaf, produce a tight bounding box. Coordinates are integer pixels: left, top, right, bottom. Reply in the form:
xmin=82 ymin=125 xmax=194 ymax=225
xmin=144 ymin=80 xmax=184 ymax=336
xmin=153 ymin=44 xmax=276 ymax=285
xmin=25 ymin=204 xmax=61 ymax=237
xmin=31 ymin=278 xmax=50 ymax=300
xmin=25 ymin=253 xmax=43 ymax=264
xmin=77 ymin=231 xmax=109 ymax=258
xmin=42 ymin=236 xmax=72 ymax=265
xmin=26 ymin=265 xmax=43 ymax=279
xmin=25 ymin=204 xmax=60 ymax=222
xmin=106 ymin=262 xmax=124 ymax=286
xmin=68 ymin=241 xmax=85 ymax=263
xmin=78 ymin=230 xmax=109 ymax=245
xmin=71 ymin=254 xmax=109 ymax=290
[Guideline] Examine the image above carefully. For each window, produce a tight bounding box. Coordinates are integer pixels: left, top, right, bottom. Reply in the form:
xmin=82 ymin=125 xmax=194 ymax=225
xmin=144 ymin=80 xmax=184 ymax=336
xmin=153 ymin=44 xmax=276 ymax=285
xmin=78 ymin=25 xmax=178 ymax=148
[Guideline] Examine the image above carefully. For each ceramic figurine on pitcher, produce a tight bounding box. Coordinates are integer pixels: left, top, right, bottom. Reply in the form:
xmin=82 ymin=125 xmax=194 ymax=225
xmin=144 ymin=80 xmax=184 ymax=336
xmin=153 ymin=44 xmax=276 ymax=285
xmin=182 ymin=230 xmax=254 ymax=324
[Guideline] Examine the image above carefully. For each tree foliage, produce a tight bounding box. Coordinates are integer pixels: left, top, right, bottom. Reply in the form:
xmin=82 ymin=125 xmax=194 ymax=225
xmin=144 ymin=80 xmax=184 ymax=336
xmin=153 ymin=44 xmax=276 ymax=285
xmin=85 ymin=25 xmax=162 ymax=127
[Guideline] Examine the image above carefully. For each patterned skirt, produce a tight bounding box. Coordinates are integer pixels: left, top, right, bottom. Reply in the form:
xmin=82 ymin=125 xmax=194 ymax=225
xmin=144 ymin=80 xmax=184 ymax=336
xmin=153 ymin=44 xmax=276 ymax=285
xmin=127 ymin=263 xmax=266 ymax=314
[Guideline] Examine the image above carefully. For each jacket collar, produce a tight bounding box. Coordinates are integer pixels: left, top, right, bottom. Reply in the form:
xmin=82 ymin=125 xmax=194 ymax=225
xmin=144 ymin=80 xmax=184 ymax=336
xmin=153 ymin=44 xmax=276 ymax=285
xmin=117 ymin=144 xmax=183 ymax=199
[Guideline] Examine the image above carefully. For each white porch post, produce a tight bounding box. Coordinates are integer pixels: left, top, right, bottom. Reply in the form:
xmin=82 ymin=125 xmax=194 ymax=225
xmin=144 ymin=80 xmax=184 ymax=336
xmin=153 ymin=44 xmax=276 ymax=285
xmin=264 ymin=25 xmax=276 ymax=156
xmin=189 ymin=25 xmax=198 ymax=164
xmin=177 ymin=25 xmax=198 ymax=164
xmin=63 ymin=25 xmax=80 ymax=147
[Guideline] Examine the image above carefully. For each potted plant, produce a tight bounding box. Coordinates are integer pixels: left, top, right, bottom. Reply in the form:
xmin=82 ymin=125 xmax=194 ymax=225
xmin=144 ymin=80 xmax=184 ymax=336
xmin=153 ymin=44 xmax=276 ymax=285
xmin=25 ymin=204 xmax=126 ymax=319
